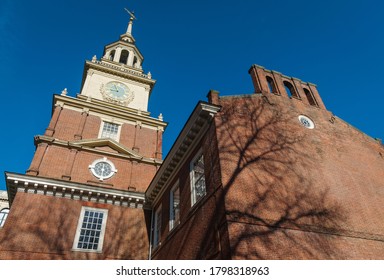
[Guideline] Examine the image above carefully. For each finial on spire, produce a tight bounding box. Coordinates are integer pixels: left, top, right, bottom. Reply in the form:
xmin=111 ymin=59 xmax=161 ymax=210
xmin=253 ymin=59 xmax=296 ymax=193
xmin=124 ymin=8 xmax=137 ymax=35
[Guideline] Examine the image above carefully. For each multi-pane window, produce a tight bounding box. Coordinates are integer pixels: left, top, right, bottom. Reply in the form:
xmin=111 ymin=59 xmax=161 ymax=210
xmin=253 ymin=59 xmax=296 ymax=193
xmin=153 ymin=205 xmax=162 ymax=248
xmin=0 ymin=208 xmax=9 ymax=227
xmin=100 ymin=122 xmax=119 ymax=140
xmin=190 ymin=152 xmax=206 ymax=206
xmin=169 ymin=184 xmax=180 ymax=231
xmin=73 ymin=207 xmax=108 ymax=252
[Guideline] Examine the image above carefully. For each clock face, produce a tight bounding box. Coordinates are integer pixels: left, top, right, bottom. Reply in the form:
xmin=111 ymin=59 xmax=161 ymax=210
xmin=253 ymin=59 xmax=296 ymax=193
xmin=105 ymin=82 xmax=130 ymax=100
xmin=101 ymin=81 xmax=135 ymax=104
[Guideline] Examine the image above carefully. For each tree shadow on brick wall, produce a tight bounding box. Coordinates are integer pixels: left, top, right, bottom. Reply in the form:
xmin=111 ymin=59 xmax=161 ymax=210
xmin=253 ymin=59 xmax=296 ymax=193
xmin=208 ymin=95 xmax=347 ymax=259
xmin=0 ymin=195 xmax=147 ymax=260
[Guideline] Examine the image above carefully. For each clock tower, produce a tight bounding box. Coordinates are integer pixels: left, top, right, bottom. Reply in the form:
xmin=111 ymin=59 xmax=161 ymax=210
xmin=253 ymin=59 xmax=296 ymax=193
xmin=79 ymin=13 xmax=154 ymax=111
xmin=1 ymin=11 xmax=166 ymax=260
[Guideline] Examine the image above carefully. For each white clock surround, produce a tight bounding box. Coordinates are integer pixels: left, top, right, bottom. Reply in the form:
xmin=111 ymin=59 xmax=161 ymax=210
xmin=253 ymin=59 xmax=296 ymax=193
xmin=80 ymin=69 xmax=151 ymax=111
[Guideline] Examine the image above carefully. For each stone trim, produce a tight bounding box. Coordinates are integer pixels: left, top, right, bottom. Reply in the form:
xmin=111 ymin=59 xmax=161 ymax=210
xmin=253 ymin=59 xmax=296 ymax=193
xmin=83 ymin=60 xmax=154 ymax=90
xmin=5 ymin=172 xmax=146 ymax=209
xmin=34 ymin=135 xmax=163 ymax=166
xmin=53 ymin=94 xmax=167 ymax=131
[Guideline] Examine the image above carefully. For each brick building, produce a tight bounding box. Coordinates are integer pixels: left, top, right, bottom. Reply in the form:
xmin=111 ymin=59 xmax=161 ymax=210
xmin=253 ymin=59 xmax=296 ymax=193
xmin=0 ymin=14 xmax=166 ymax=260
xmin=147 ymin=65 xmax=384 ymax=259
xmin=1 ymin=14 xmax=384 ymax=260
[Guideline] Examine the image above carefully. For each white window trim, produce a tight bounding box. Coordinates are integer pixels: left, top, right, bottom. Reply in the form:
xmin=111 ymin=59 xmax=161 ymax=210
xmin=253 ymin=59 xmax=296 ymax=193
xmin=190 ymin=150 xmax=206 ymax=207
xmin=153 ymin=205 xmax=162 ymax=249
xmin=169 ymin=182 xmax=180 ymax=231
xmin=0 ymin=208 xmax=9 ymax=228
xmin=88 ymin=157 xmax=117 ymax=181
xmin=72 ymin=207 xmax=108 ymax=253
xmin=298 ymin=115 xmax=315 ymax=129
xmin=98 ymin=119 xmax=122 ymax=141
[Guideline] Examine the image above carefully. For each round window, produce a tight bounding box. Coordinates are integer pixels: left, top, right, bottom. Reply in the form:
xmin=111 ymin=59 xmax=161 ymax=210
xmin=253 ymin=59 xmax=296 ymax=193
xmin=298 ymin=115 xmax=315 ymax=129
xmin=89 ymin=157 xmax=117 ymax=180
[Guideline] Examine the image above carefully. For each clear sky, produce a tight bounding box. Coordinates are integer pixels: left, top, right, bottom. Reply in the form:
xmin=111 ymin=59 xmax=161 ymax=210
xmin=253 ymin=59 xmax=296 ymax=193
xmin=1 ymin=0 xmax=383 ymax=191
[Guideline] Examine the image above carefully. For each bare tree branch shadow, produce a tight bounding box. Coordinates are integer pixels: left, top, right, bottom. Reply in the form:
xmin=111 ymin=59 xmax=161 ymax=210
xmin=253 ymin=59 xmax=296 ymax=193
xmin=0 ymin=194 xmax=148 ymax=259
xmin=216 ymin=95 xmax=347 ymax=259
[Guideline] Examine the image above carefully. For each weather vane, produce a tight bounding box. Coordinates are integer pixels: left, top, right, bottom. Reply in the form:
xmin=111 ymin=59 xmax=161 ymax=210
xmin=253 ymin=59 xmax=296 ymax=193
xmin=124 ymin=7 xmax=137 ymax=21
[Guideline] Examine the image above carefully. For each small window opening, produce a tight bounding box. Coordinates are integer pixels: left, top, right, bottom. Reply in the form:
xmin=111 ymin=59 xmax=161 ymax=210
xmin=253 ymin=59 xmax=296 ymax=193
xmin=109 ymin=50 xmax=116 ymax=61
xmin=133 ymin=56 xmax=138 ymax=67
xmin=283 ymin=81 xmax=298 ymax=98
xmin=266 ymin=76 xmax=277 ymax=93
xmin=119 ymin=50 xmax=129 ymax=64
xmin=190 ymin=152 xmax=206 ymax=206
xmin=153 ymin=205 xmax=162 ymax=248
xmin=304 ymin=88 xmax=317 ymax=106
xmin=169 ymin=184 xmax=180 ymax=231
xmin=100 ymin=122 xmax=119 ymax=140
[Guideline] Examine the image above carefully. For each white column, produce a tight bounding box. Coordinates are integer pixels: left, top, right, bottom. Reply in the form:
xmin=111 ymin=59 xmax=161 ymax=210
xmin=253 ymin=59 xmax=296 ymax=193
xmin=127 ymin=50 xmax=134 ymax=66
xmin=114 ymin=47 xmax=122 ymax=63
xmin=104 ymin=50 xmax=110 ymax=59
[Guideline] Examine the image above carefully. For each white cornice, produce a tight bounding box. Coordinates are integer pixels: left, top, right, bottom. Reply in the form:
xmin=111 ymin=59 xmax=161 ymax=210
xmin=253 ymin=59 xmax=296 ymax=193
xmin=83 ymin=60 xmax=155 ymax=89
xmin=145 ymin=102 xmax=221 ymax=205
xmin=5 ymin=172 xmax=147 ymax=209
xmin=53 ymin=94 xmax=167 ymax=130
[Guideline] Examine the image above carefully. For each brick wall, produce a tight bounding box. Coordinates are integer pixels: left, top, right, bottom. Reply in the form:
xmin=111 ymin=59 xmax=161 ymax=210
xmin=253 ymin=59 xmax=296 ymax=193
xmin=0 ymin=192 xmax=149 ymax=259
xmin=29 ymin=145 xmax=157 ymax=192
xmin=215 ymin=92 xmax=384 ymax=259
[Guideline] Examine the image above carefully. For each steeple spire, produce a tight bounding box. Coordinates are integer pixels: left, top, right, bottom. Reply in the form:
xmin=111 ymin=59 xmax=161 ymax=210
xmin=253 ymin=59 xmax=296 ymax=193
xmin=124 ymin=8 xmax=136 ymax=35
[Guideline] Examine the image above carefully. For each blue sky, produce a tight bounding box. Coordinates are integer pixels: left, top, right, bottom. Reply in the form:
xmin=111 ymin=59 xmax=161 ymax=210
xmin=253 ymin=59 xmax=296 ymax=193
xmin=1 ymin=0 xmax=383 ymax=191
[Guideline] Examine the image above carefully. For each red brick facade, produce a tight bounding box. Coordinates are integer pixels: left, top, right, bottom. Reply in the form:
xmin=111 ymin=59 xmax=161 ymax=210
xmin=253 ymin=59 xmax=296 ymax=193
xmin=1 ymin=63 xmax=383 ymax=260
xmin=149 ymin=66 xmax=384 ymax=259
xmin=0 ymin=192 xmax=149 ymax=259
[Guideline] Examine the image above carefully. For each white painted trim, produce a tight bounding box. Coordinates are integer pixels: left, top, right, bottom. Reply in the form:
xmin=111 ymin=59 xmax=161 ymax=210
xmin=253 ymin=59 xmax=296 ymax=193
xmin=153 ymin=205 xmax=162 ymax=248
xmin=190 ymin=149 xmax=205 ymax=207
xmin=169 ymin=181 xmax=180 ymax=231
xmin=98 ymin=120 xmax=122 ymax=142
xmin=72 ymin=207 xmax=108 ymax=253
xmin=88 ymin=157 xmax=117 ymax=181
xmin=5 ymin=172 xmax=146 ymax=209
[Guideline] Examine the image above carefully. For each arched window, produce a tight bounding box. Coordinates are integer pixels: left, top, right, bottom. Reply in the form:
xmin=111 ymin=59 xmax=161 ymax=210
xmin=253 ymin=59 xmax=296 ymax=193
xmin=109 ymin=50 xmax=116 ymax=61
xmin=0 ymin=208 xmax=9 ymax=227
xmin=283 ymin=81 xmax=298 ymax=98
xmin=133 ymin=56 xmax=138 ymax=67
xmin=119 ymin=50 xmax=129 ymax=64
xmin=266 ymin=76 xmax=277 ymax=93
xmin=304 ymin=88 xmax=317 ymax=106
